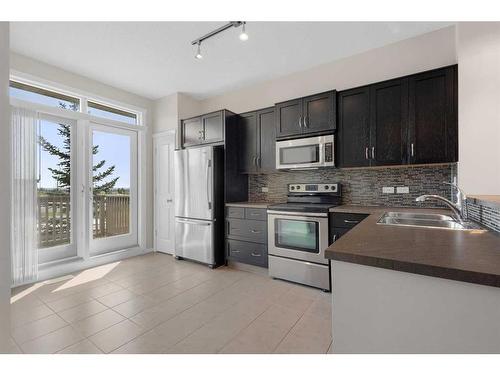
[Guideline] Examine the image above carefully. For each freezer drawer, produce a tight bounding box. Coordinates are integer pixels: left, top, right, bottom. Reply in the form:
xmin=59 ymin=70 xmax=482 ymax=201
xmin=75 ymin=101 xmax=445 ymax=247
xmin=175 ymin=218 xmax=214 ymax=265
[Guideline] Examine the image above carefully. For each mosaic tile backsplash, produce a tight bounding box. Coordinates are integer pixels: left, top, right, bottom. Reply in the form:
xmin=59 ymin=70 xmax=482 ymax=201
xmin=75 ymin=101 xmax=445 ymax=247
xmin=467 ymin=201 xmax=500 ymax=233
xmin=249 ymin=164 xmax=457 ymax=207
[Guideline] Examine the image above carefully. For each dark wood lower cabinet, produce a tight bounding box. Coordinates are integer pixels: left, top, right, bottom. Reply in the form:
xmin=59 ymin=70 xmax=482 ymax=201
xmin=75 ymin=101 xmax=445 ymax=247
xmin=226 ymin=207 xmax=268 ymax=268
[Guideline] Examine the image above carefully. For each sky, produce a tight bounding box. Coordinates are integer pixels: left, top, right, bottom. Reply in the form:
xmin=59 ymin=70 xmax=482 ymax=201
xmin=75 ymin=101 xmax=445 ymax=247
xmin=11 ymin=87 xmax=132 ymax=190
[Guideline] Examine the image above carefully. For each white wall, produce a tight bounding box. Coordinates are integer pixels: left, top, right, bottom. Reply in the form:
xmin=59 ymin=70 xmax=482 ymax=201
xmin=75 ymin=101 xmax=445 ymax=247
xmin=457 ymin=23 xmax=500 ymax=195
xmin=152 ymin=92 xmax=202 ymax=134
xmin=10 ymin=52 xmax=156 ymax=249
xmin=199 ymin=26 xmax=457 ymax=114
xmin=0 ymin=22 xmax=11 ymax=352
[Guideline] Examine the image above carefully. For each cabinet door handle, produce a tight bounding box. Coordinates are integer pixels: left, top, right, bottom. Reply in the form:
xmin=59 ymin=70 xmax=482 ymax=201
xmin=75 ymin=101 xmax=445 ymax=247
xmin=303 ymin=116 xmax=308 ymax=128
xmin=365 ymin=147 xmax=369 ymax=160
xmin=371 ymin=146 xmax=375 ymax=159
xmin=252 ymin=156 xmax=257 ymax=167
xmin=344 ymin=219 xmax=359 ymax=224
xmin=250 ymin=252 xmax=262 ymax=257
xmin=332 ymin=234 xmax=337 ymax=242
xmin=411 ymin=143 xmax=415 ymax=157
xmin=257 ymin=156 xmax=261 ymax=168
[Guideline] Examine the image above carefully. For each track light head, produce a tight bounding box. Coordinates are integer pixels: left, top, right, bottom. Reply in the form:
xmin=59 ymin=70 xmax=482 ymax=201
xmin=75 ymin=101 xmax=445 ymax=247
xmin=239 ymin=23 xmax=249 ymax=41
xmin=195 ymin=42 xmax=203 ymax=60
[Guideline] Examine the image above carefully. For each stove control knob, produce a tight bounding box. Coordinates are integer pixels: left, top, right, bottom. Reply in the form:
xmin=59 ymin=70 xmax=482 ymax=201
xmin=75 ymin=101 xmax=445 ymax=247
xmin=290 ymin=186 xmax=295 ymax=190
xmin=296 ymin=185 xmax=301 ymax=190
xmin=324 ymin=185 xmax=329 ymax=190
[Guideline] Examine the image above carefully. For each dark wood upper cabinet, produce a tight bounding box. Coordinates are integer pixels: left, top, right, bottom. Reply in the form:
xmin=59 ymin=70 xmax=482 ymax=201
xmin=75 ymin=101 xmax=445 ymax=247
xmin=275 ymin=99 xmax=302 ymax=138
xmin=338 ymin=65 xmax=457 ymax=168
xmin=257 ymin=107 xmax=276 ymax=172
xmin=182 ymin=117 xmax=203 ymax=147
xmin=369 ymin=78 xmax=409 ymax=166
xmin=201 ymin=111 xmax=224 ymax=144
xmin=237 ymin=107 xmax=276 ymax=174
xmin=408 ymin=65 xmax=457 ymax=164
xmin=338 ymin=87 xmax=371 ymax=168
xmin=237 ymin=112 xmax=258 ymax=173
xmin=302 ymin=91 xmax=336 ymax=134
xmin=276 ymin=91 xmax=336 ymax=139
xmin=181 ymin=110 xmax=231 ymax=148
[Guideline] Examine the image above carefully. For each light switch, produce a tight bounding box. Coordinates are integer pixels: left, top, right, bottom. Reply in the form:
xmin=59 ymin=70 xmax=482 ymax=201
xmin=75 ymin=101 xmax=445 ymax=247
xmin=396 ymin=186 xmax=409 ymax=194
xmin=382 ymin=187 xmax=395 ymax=194
xmin=261 ymin=187 xmax=269 ymax=193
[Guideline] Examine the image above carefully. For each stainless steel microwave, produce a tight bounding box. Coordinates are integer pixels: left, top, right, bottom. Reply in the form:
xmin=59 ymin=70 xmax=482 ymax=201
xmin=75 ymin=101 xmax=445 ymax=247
xmin=276 ymin=135 xmax=334 ymax=170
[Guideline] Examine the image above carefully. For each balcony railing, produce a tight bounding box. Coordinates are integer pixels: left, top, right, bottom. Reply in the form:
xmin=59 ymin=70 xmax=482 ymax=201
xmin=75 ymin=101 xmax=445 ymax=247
xmin=37 ymin=193 xmax=130 ymax=248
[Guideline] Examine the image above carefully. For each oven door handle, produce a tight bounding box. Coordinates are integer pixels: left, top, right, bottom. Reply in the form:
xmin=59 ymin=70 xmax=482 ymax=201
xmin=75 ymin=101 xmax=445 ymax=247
xmin=267 ymin=210 xmax=328 ymax=218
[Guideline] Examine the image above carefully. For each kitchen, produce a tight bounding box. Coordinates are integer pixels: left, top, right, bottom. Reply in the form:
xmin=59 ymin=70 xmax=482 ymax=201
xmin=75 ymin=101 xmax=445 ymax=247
xmin=171 ymin=24 xmax=500 ymax=354
xmin=1 ymin=16 xmax=500 ymax=363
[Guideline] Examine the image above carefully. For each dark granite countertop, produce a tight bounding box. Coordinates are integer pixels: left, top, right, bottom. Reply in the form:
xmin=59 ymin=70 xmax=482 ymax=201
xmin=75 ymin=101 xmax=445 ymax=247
xmin=326 ymin=205 xmax=500 ymax=288
xmin=225 ymin=202 xmax=272 ymax=209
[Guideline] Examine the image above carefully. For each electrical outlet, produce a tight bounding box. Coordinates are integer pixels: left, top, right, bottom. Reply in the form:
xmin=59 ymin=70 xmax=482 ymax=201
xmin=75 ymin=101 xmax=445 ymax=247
xmin=261 ymin=187 xmax=269 ymax=193
xmin=396 ymin=186 xmax=409 ymax=194
xmin=382 ymin=186 xmax=395 ymax=194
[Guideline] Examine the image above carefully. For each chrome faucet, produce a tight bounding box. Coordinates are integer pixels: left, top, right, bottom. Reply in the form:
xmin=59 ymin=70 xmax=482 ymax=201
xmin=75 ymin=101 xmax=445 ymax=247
xmin=416 ymin=182 xmax=467 ymax=224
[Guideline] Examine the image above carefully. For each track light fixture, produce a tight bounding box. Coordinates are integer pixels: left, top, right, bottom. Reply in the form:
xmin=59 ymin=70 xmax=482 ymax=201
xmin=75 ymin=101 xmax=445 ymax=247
xmin=192 ymin=21 xmax=248 ymax=60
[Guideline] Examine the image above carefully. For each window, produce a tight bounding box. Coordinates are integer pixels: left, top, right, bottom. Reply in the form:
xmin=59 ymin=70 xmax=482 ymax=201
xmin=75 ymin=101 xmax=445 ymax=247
xmin=88 ymin=101 xmax=138 ymax=125
xmin=9 ymin=80 xmax=80 ymax=111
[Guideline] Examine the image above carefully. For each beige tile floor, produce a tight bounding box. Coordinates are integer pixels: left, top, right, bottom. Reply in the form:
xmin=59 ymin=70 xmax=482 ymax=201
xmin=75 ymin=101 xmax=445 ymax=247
xmin=7 ymin=253 xmax=332 ymax=354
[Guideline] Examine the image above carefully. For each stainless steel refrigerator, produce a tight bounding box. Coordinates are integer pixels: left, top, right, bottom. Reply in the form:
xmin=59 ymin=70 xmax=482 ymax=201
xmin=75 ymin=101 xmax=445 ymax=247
xmin=174 ymin=146 xmax=225 ymax=268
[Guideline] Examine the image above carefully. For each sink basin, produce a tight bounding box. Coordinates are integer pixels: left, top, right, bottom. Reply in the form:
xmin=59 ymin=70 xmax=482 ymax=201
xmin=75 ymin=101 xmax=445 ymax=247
xmin=377 ymin=211 xmax=485 ymax=231
xmin=381 ymin=211 xmax=455 ymax=221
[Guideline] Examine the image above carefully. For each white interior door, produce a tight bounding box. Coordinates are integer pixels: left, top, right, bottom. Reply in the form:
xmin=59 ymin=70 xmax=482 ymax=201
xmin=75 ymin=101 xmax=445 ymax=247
xmin=88 ymin=123 xmax=138 ymax=256
xmin=154 ymin=132 xmax=176 ymax=254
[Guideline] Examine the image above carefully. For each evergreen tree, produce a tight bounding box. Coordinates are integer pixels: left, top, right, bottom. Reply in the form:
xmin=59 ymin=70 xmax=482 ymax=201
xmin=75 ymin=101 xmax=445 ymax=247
xmin=38 ymin=102 xmax=119 ymax=194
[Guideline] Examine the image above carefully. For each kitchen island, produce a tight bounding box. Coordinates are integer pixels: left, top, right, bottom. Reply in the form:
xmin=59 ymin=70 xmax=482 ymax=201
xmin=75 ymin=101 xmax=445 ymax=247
xmin=326 ymin=205 xmax=500 ymax=353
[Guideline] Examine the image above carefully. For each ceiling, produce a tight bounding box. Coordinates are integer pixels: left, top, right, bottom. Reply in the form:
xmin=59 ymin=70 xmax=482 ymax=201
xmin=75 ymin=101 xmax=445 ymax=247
xmin=10 ymin=22 xmax=453 ymax=100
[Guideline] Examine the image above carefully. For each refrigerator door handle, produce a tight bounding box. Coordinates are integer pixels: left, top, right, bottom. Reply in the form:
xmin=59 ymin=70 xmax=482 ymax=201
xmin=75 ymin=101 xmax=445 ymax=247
xmin=176 ymin=218 xmax=212 ymax=226
xmin=206 ymin=158 xmax=212 ymax=210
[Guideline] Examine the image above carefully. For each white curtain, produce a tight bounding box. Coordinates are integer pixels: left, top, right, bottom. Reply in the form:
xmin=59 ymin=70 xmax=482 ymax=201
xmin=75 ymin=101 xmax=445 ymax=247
xmin=11 ymin=107 xmax=39 ymax=286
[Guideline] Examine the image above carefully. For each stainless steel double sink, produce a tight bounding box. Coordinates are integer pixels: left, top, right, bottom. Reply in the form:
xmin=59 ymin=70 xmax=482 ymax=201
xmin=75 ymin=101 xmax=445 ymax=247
xmin=377 ymin=211 xmax=485 ymax=231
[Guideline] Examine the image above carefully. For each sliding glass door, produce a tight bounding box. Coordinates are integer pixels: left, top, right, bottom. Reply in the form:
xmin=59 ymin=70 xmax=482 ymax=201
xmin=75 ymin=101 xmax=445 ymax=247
xmin=37 ymin=114 xmax=77 ymax=263
xmin=88 ymin=123 xmax=138 ymax=255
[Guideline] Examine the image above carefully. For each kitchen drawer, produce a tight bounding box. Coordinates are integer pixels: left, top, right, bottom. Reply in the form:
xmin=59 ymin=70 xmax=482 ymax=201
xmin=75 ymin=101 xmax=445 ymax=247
xmin=331 ymin=212 xmax=368 ymax=229
xmin=245 ymin=208 xmax=267 ymax=221
xmin=226 ymin=206 xmax=245 ymax=219
xmin=330 ymin=227 xmax=350 ymax=244
xmin=226 ymin=218 xmax=267 ymax=243
xmin=227 ymin=239 xmax=268 ymax=268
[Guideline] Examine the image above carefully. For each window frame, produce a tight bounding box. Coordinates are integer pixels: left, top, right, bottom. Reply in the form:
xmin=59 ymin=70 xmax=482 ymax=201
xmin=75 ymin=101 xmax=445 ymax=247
xmin=9 ymin=72 xmax=146 ymax=128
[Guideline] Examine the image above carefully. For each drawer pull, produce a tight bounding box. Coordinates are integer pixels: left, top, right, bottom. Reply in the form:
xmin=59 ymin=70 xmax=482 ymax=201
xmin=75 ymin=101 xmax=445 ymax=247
xmin=250 ymin=229 xmax=261 ymax=233
xmin=231 ymin=250 xmax=241 ymax=254
xmin=250 ymin=212 xmax=261 ymax=216
xmin=250 ymin=252 xmax=262 ymax=257
xmin=343 ymin=219 xmax=359 ymax=224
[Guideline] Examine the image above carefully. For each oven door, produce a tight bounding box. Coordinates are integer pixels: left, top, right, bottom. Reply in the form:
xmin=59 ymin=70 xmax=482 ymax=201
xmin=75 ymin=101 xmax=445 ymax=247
xmin=267 ymin=211 xmax=329 ymax=265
